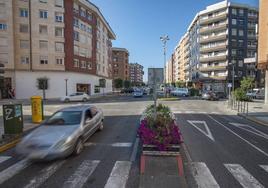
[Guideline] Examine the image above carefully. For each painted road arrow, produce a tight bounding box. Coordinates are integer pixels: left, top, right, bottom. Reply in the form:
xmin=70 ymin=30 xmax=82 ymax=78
xmin=229 ymin=122 xmax=268 ymax=140
xmin=187 ymin=120 xmax=215 ymax=142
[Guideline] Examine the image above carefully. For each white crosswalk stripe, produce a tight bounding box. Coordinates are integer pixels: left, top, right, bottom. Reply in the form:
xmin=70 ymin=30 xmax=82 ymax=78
xmin=224 ymin=164 xmax=264 ymax=188
xmin=0 ymin=159 xmax=31 ymax=184
xmin=0 ymin=156 xmax=11 ymax=164
xmin=104 ymin=161 xmax=132 ymax=188
xmin=63 ymin=160 xmax=100 ymax=188
xmin=24 ymin=160 xmax=65 ymax=188
xmin=259 ymin=165 xmax=268 ymax=173
xmin=190 ymin=162 xmax=220 ymax=188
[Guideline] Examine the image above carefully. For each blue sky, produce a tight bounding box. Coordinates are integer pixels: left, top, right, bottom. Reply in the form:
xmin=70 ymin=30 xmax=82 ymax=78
xmin=90 ymin=0 xmax=258 ymax=81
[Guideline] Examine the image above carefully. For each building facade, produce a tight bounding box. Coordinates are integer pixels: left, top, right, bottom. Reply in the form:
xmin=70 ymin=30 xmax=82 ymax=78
xmin=0 ymin=0 xmax=115 ymax=99
xmin=168 ymin=0 xmax=259 ymax=93
xmin=111 ymin=47 xmax=129 ymax=81
xmin=129 ymin=63 xmax=144 ymax=83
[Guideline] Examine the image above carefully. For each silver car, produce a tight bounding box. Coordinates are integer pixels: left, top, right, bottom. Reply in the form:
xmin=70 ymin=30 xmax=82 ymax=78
xmin=16 ymin=105 xmax=104 ymax=160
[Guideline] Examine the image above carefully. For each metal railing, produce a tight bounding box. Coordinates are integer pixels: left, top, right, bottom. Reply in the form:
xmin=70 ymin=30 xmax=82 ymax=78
xmin=228 ymin=95 xmax=249 ymax=115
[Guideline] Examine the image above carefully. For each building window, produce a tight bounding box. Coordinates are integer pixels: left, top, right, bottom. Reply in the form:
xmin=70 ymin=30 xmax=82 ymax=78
xmin=39 ymin=25 xmax=48 ymax=34
xmin=87 ymin=62 xmax=92 ymax=69
xmin=20 ymin=8 xmax=28 ymax=17
xmin=20 ymin=40 xmax=29 ymax=49
xmin=73 ymin=3 xmax=79 ymax=13
xmin=40 ymin=56 xmax=48 ymax=64
xmin=55 ymin=0 xmax=63 ymax=7
xmin=74 ymin=45 xmax=79 ymax=55
xmin=231 ymin=49 xmax=237 ymax=56
xmin=231 ymin=28 xmax=237 ymax=36
xmin=87 ymin=12 xmax=92 ymax=20
xmin=55 ymin=27 xmax=63 ymax=37
xmin=39 ymin=0 xmax=48 ymax=3
xmin=238 ymin=30 xmax=244 ymax=36
xmin=20 ymin=56 xmax=29 ymax=64
xmin=73 ymin=18 xmax=79 ymax=28
xmin=55 ymin=12 xmax=63 ymax=22
xmin=87 ymin=26 xmax=92 ymax=34
xmin=0 ymin=23 xmax=7 ymax=30
xmin=74 ymin=31 xmax=79 ymax=41
xmin=74 ymin=59 xmax=79 ymax=67
xmin=81 ymin=60 xmax=86 ymax=68
xmin=80 ymin=23 xmax=86 ymax=31
xmin=232 ymin=8 xmax=237 ymax=15
xmin=55 ymin=42 xmax=64 ymax=52
xmin=39 ymin=10 xmax=48 ymax=19
xmin=56 ymin=58 xmax=64 ymax=65
xmin=238 ymin=39 xmax=244 ymax=47
xmin=239 ymin=9 xmax=244 ymax=16
xmin=238 ymin=60 xmax=243 ymax=67
xmin=238 ymin=71 xmax=243 ymax=77
xmin=19 ymin=24 xmax=28 ymax=33
xmin=232 ymin=19 xmax=237 ymax=25
xmin=39 ymin=40 xmax=48 ymax=49
xmin=80 ymin=8 xmax=86 ymax=17
xmin=238 ymin=19 xmax=244 ymax=25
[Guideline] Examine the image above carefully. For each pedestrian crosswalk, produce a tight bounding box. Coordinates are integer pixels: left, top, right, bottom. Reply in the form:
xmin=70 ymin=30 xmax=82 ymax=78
xmin=0 ymin=155 xmax=133 ymax=188
xmin=173 ymin=110 xmax=221 ymax=114
xmin=190 ymin=162 xmax=268 ymax=188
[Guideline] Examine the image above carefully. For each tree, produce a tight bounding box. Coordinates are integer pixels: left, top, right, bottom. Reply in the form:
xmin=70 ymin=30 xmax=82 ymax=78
xmin=123 ymin=80 xmax=131 ymax=88
xmin=240 ymin=77 xmax=254 ymax=91
xmin=36 ymin=77 xmax=49 ymax=100
xmin=175 ymin=80 xmax=185 ymax=88
xmin=114 ymin=78 xmax=123 ymax=89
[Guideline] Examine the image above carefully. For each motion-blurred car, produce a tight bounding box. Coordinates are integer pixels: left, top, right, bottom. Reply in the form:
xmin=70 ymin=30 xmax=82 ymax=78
xmin=133 ymin=90 xmax=143 ymax=97
xmin=202 ymin=91 xmax=219 ymax=101
xmin=16 ymin=105 xmax=104 ymax=160
xmin=171 ymin=88 xmax=189 ymax=97
xmin=60 ymin=92 xmax=90 ymax=102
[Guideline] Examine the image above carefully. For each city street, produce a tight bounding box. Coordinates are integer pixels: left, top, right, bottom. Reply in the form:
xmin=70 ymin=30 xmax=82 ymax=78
xmin=0 ymin=96 xmax=267 ymax=188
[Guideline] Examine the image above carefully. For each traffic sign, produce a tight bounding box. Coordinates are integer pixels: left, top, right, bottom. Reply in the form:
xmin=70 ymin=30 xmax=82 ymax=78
xmin=228 ymin=83 xmax=232 ymax=88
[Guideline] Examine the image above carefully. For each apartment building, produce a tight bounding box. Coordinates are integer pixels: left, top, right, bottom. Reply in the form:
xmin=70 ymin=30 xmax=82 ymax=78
xmin=169 ymin=0 xmax=258 ymax=93
xmin=165 ymin=55 xmax=174 ymax=83
xmin=129 ymin=63 xmax=144 ymax=83
xmin=0 ymin=0 xmax=115 ymax=99
xmin=111 ymin=47 xmax=129 ymax=81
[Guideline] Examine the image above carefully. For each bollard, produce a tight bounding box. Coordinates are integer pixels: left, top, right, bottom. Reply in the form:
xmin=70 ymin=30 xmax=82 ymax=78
xmin=246 ymin=102 xmax=249 ymax=116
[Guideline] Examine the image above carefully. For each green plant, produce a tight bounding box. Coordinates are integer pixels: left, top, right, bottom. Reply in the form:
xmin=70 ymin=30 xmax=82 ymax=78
xmin=240 ymin=77 xmax=254 ymax=91
xmin=233 ymin=88 xmax=251 ymax=101
xmin=175 ymin=80 xmax=185 ymax=88
xmin=189 ymin=88 xmax=200 ymax=96
xmin=114 ymin=78 xmax=123 ymax=89
xmin=123 ymin=80 xmax=131 ymax=88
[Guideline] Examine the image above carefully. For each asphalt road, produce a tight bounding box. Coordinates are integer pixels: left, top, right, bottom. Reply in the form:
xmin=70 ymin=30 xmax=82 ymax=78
xmin=178 ymin=112 xmax=268 ymax=188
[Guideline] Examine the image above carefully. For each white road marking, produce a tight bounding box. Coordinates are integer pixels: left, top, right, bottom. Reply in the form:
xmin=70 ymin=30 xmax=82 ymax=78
xmin=104 ymin=161 xmax=131 ymax=188
xmin=208 ymin=115 xmax=268 ymax=157
xmin=84 ymin=142 xmax=132 ymax=147
xmin=187 ymin=120 xmax=215 ymax=141
xmin=0 ymin=156 xmax=11 ymax=164
xmin=225 ymin=164 xmax=264 ymax=188
xmin=229 ymin=122 xmax=268 ymax=140
xmin=24 ymin=160 xmax=65 ymax=188
xmin=185 ymin=111 xmax=195 ymax=114
xmin=63 ymin=160 xmax=100 ymax=188
xmin=0 ymin=159 xmax=31 ymax=184
xmin=259 ymin=165 xmax=268 ymax=173
xmin=130 ymin=138 xmax=139 ymax=162
xmin=191 ymin=162 xmax=220 ymax=188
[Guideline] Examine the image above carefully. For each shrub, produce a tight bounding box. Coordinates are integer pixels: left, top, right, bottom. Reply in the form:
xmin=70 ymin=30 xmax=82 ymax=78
xmin=233 ymin=88 xmax=251 ymax=101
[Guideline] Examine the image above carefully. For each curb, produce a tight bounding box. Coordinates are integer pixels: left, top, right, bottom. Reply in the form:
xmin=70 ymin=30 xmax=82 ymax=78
xmin=0 ymin=138 xmax=21 ymax=153
xmin=238 ymin=113 xmax=268 ymax=127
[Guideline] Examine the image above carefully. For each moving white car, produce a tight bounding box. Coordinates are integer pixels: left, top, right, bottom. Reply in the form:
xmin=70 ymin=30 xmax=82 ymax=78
xmin=171 ymin=88 xmax=189 ymax=97
xmin=60 ymin=92 xmax=90 ymax=102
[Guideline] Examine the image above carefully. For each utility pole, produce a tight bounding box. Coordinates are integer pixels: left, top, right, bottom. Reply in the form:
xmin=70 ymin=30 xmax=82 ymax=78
xmin=65 ymin=78 xmax=68 ymax=96
xmin=160 ymin=35 xmax=169 ymax=97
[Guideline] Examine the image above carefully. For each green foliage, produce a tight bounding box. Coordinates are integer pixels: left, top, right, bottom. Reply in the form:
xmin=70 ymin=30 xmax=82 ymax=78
xmin=240 ymin=77 xmax=254 ymax=91
xmin=123 ymin=80 xmax=131 ymax=88
xmin=189 ymin=88 xmax=200 ymax=96
xmin=187 ymin=81 xmax=193 ymax=88
xmin=175 ymin=80 xmax=186 ymax=88
xmin=171 ymin=82 xmax=176 ymax=87
xmin=114 ymin=78 xmax=123 ymax=89
xmin=233 ymin=88 xmax=251 ymax=101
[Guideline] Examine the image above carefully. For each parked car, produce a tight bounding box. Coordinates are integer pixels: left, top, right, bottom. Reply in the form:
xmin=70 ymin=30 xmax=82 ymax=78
xmin=16 ymin=105 xmax=104 ymax=160
xmin=202 ymin=91 xmax=219 ymax=101
xmin=171 ymin=88 xmax=189 ymax=97
xmin=246 ymin=91 xmax=257 ymax=99
xmin=120 ymin=88 xmax=134 ymax=94
xmin=246 ymin=88 xmax=265 ymax=99
xmin=215 ymin=91 xmax=226 ymax=99
xmin=133 ymin=90 xmax=143 ymax=97
xmin=60 ymin=92 xmax=90 ymax=102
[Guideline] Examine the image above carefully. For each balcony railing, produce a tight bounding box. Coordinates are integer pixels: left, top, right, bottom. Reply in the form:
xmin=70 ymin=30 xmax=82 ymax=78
xmin=200 ymin=22 xmax=228 ymax=34
xmin=200 ymin=54 xmax=227 ymax=62
xmin=200 ymin=12 xmax=227 ymax=25
xmin=199 ymin=65 xmax=227 ymax=72
xmin=199 ymin=34 xmax=227 ymax=43
xmin=200 ymin=43 xmax=227 ymax=53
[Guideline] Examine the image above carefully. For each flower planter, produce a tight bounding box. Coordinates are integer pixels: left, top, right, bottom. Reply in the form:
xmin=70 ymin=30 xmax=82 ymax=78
xmin=142 ymin=144 xmax=180 ymax=156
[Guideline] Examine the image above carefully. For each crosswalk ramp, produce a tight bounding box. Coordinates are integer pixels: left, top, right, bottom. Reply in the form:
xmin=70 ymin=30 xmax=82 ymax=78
xmin=0 ymin=156 xmax=132 ymax=188
xmin=190 ymin=162 xmax=268 ymax=188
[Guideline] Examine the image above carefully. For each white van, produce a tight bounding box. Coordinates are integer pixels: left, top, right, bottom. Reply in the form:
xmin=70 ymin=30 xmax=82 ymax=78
xmin=254 ymin=88 xmax=265 ymax=99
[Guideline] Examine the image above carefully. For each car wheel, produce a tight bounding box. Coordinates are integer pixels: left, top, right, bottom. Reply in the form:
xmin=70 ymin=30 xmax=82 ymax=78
xmin=98 ymin=120 xmax=104 ymax=131
xmin=73 ymin=138 xmax=84 ymax=156
xmin=82 ymin=98 xmax=87 ymax=102
xmin=64 ymin=98 xmax=70 ymax=103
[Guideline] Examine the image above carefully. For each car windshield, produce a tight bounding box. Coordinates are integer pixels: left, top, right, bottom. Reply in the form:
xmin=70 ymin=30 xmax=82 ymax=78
xmin=45 ymin=111 xmax=82 ymax=125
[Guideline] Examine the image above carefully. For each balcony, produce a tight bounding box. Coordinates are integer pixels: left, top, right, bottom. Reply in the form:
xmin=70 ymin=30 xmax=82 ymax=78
xmin=199 ymin=34 xmax=227 ymax=44
xmin=200 ymin=43 xmax=227 ymax=53
xmin=199 ymin=65 xmax=227 ymax=72
xmin=248 ymin=34 xmax=257 ymax=39
xmin=247 ymin=44 xmax=257 ymax=49
xmin=248 ymin=24 xmax=256 ymax=29
xmin=200 ymin=54 xmax=227 ymax=62
xmin=200 ymin=13 xmax=227 ymax=25
xmin=248 ymin=14 xmax=258 ymax=19
xmin=199 ymin=22 xmax=228 ymax=34
xmin=200 ymin=75 xmax=227 ymax=81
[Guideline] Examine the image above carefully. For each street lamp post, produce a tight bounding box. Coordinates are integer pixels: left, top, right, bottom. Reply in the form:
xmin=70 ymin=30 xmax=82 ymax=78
xmin=160 ymin=35 xmax=169 ymax=97
xmin=65 ymin=78 xmax=68 ymax=96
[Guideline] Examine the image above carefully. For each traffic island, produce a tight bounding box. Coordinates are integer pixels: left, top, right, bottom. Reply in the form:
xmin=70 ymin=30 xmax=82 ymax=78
xmin=138 ymin=104 xmax=186 ymax=188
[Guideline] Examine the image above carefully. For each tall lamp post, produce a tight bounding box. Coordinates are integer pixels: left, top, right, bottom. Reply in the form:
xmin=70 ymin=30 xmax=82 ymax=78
xmin=160 ymin=35 xmax=169 ymax=96
xmin=65 ymin=78 xmax=68 ymax=96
